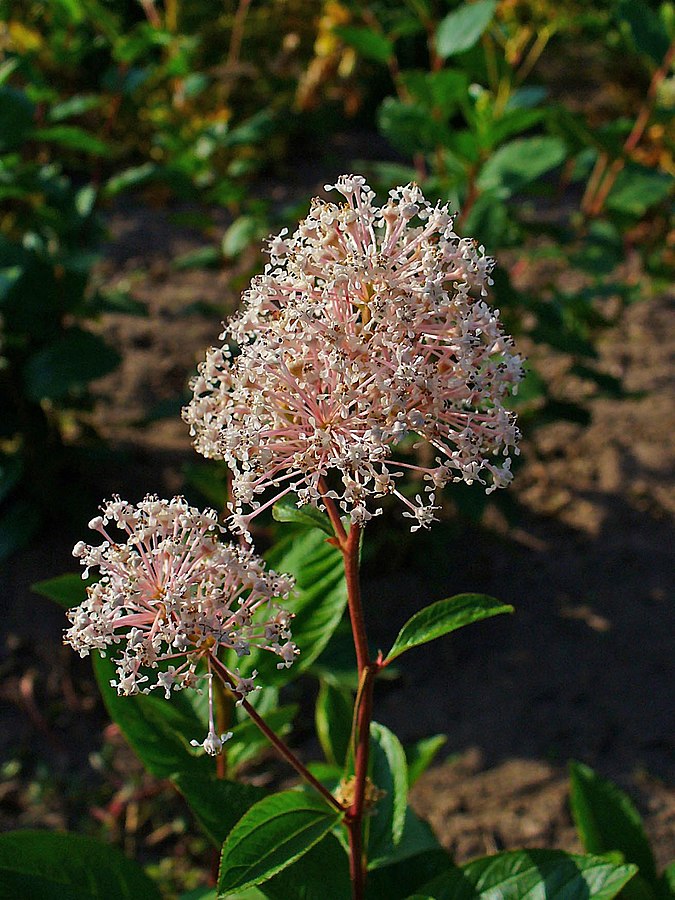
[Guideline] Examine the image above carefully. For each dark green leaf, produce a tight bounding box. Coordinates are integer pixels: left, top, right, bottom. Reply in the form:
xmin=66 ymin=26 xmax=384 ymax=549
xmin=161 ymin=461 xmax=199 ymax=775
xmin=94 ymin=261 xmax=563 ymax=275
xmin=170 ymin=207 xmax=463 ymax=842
xmin=272 ymin=496 xmax=333 ymax=536
xmin=315 ymin=681 xmax=353 ymax=767
xmin=0 ymin=452 xmax=22 ymax=505
xmin=410 ymin=849 xmax=637 ymax=899
xmin=477 ymin=137 xmax=567 ymax=197
xmin=32 ymin=126 xmax=110 ymax=156
xmin=218 ymin=791 xmax=343 ymax=894
xmin=172 ymin=774 xmax=267 ymax=846
xmin=569 ymin=761 xmax=657 ymax=885
xmin=368 ymin=849 xmax=452 ymax=900
xmin=0 ymin=830 xmax=161 ymax=899
xmin=92 ymin=653 xmax=213 ymax=779
xmin=32 ymin=573 xmax=90 ymax=609
xmin=0 ymin=498 xmax=41 ymax=561
xmin=262 ymin=834 xmax=351 ymax=900
xmin=23 ymin=329 xmax=121 ymax=402
xmin=238 ymin=528 xmax=347 ymax=683
xmin=399 ymin=70 xmax=469 ymax=117
xmin=378 ymin=98 xmax=452 ymax=157
xmin=173 ymin=246 xmax=222 ymax=270
xmin=436 ymin=1 xmax=497 ymax=58
xmin=0 ymin=87 xmax=35 ymax=151
xmin=385 ymin=594 xmax=513 ymax=664
xmin=617 ymin=0 xmax=670 ymax=65
xmin=367 ymin=722 xmax=408 ymax=867
xmin=405 ymin=735 xmax=447 ymax=787
xmin=334 ymin=26 xmax=394 ymax=63
xmin=658 ymin=862 xmax=675 ymax=900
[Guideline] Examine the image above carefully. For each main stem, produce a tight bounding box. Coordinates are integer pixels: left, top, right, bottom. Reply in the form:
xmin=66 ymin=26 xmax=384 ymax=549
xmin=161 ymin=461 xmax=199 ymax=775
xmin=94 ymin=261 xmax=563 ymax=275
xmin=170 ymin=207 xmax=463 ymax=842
xmin=320 ymin=489 xmax=377 ymax=900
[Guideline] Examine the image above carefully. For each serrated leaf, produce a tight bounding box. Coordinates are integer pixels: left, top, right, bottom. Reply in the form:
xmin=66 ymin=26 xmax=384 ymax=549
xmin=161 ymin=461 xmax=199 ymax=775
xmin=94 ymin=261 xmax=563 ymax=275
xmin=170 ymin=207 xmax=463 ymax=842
xmin=409 ymin=849 xmax=637 ymax=899
xmin=569 ymin=761 xmax=657 ymax=885
xmin=334 ymin=26 xmax=393 ymax=63
xmin=315 ymin=681 xmax=353 ymax=767
xmin=218 ymin=791 xmax=343 ymax=894
xmin=272 ymin=496 xmax=333 ymax=535
xmin=262 ymin=834 xmax=351 ymax=900
xmin=237 ymin=528 xmax=347 ymax=683
xmin=23 ymin=328 xmax=121 ymax=402
xmin=32 ymin=573 xmax=91 ymax=609
xmin=405 ymin=735 xmax=447 ymax=788
xmin=172 ymin=774 xmax=267 ymax=846
xmin=477 ymin=137 xmax=567 ymax=197
xmin=0 ymin=830 xmax=161 ymax=899
xmin=385 ymin=594 xmax=513 ymax=664
xmin=367 ymin=722 xmax=408 ymax=867
xmin=436 ymin=0 xmax=497 ymax=59
xmin=92 ymin=653 xmax=213 ymax=779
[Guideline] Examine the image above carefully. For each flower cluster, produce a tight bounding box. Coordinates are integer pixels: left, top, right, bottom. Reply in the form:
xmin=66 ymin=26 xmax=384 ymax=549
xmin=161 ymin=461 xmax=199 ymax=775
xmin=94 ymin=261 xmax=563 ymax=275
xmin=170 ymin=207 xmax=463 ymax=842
xmin=183 ymin=175 xmax=523 ymax=534
xmin=65 ymin=496 xmax=297 ymax=753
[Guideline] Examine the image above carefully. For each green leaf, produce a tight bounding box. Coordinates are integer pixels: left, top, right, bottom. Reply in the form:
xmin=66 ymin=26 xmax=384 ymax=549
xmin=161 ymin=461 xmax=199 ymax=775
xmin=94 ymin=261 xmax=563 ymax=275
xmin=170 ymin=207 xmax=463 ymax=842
xmin=334 ymin=26 xmax=394 ymax=63
xmin=32 ymin=126 xmax=110 ymax=156
xmin=410 ymin=849 xmax=637 ymax=899
xmin=32 ymin=573 xmax=90 ymax=609
xmin=0 ymin=830 xmax=161 ymax=899
xmin=172 ymin=774 xmax=267 ymax=846
xmin=92 ymin=653 xmax=213 ymax=779
xmin=436 ymin=0 xmax=497 ymax=59
xmin=617 ymin=0 xmax=670 ymax=65
xmin=569 ymin=761 xmax=657 ymax=885
xmin=477 ymin=137 xmax=567 ymax=197
xmin=262 ymin=834 xmax=351 ymax=899
xmin=368 ymin=849 xmax=452 ymax=899
xmin=23 ymin=328 xmax=121 ymax=402
xmin=367 ymin=722 xmax=408 ymax=867
xmin=605 ymin=166 xmax=673 ymax=217
xmin=217 ymin=791 xmax=343 ymax=894
xmin=658 ymin=861 xmax=675 ymax=900
xmin=272 ymin=496 xmax=334 ymax=536
xmin=104 ymin=163 xmax=157 ymax=197
xmin=226 ymin=705 xmax=298 ymax=774
xmin=222 ymin=216 xmax=265 ymax=259
xmin=315 ymin=681 xmax=353 ymax=767
xmin=0 ymin=497 xmax=41 ymax=561
xmin=398 ymin=70 xmax=469 ymax=117
xmin=385 ymin=594 xmax=513 ymax=664
xmin=48 ymin=95 xmax=101 ymax=122
xmin=238 ymin=528 xmax=347 ymax=683
xmin=173 ymin=246 xmax=222 ymax=270
xmin=405 ymin=735 xmax=447 ymax=788
xmin=378 ymin=97 xmax=452 ymax=157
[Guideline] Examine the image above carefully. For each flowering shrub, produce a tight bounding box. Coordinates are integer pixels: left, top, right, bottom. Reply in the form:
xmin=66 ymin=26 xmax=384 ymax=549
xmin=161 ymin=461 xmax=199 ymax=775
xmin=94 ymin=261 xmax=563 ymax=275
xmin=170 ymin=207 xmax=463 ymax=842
xmin=18 ymin=177 xmax=645 ymax=900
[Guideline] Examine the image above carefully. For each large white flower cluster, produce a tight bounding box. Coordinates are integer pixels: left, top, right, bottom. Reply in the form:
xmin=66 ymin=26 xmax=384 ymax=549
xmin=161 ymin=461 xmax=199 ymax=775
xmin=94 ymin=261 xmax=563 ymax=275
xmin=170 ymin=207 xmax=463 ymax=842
xmin=184 ymin=175 xmax=523 ymax=534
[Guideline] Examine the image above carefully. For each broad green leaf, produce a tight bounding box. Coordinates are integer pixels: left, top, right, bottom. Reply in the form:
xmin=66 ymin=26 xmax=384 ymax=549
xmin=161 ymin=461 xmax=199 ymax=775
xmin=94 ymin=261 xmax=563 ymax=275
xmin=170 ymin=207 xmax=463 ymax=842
xmin=334 ymin=26 xmax=394 ymax=63
xmin=368 ymin=849 xmax=452 ymax=900
xmin=222 ymin=216 xmax=265 ymax=258
xmin=477 ymin=137 xmax=567 ymax=197
xmin=436 ymin=1 xmax=497 ymax=59
xmin=0 ymin=830 xmax=161 ymax=899
xmin=218 ymin=791 xmax=343 ymax=894
xmin=370 ymin=805 xmax=442 ymax=872
xmin=273 ymin=496 xmax=334 ymax=536
xmin=23 ymin=328 xmax=121 ymax=402
xmin=172 ymin=774 xmax=267 ymax=846
xmin=569 ymin=761 xmax=657 ymax=885
xmin=409 ymin=849 xmax=637 ymax=899
xmin=367 ymin=722 xmax=408 ymax=867
xmin=659 ymin=862 xmax=675 ymax=899
xmin=315 ymin=681 xmax=353 ymax=767
xmin=92 ymin=653 xmax=213 ymax=779
xmin=262 ymin=834 xmax=351 ymax=899
xmin=398 ymin=70 xmax=469 ymax=117
xmin=605 ymin=166 xmax=672 ymax=217
xmin=238 ymin=528 xmax=347 ymax=683
xmin=32 ymin=573 xmax=90 ymax=609
xmin=385 ymin=594 xmax=513 ymax=664
xmin=32 ymin=126 xmax=110 ymax=156
xmin=405 ymin=735 xmax=447 ymax=787
xmin=226 ymin=704 xmax=299 ymax=774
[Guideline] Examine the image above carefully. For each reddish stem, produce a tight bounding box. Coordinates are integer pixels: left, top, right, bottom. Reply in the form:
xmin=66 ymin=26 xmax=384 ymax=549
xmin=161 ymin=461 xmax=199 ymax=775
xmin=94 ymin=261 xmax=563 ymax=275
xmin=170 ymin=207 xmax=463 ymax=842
xmin=208 ymin=654 xmax=344 ymax=815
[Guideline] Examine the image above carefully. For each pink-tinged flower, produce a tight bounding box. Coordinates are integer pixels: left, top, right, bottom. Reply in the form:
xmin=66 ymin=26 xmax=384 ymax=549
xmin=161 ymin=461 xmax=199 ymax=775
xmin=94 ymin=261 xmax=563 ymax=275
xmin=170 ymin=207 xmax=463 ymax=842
xmin=183 ymin=175 xmax=523 ymax=535
xmin=65 ymin=495 xmax=297 ymax=753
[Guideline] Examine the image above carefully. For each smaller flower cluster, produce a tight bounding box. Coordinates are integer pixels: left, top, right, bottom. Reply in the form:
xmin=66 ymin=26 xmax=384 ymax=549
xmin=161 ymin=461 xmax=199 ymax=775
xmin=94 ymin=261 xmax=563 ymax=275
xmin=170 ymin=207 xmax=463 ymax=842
xmin=65 ymin=495 xmax=298 ymax=753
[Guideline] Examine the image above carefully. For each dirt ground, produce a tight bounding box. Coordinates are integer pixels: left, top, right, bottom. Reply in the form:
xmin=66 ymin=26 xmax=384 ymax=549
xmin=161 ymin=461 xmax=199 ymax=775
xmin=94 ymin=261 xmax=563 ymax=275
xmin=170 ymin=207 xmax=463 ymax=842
xmin=0 ymin=189 xmax=673 ymax=886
